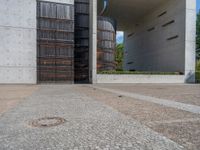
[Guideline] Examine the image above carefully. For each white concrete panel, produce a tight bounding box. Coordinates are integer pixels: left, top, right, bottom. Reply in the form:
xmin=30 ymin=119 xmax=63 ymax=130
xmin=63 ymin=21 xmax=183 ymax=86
xmin=186 ymin=0 xmax=196 ymax=10
xmin=0 ymin=0 xmax=36 ymax=29
xmin=0 ymin=67 xmax=36 ymax=84
xmin=97 ymin=75 xmax=185 ymax=84
xmin=185 ymin=9 xmax=196 ymax=42
xmin=41 ymin=0 xmax=74 ymax=4
xmin=0 ymin=27 xmax=36 ymax=67
xmin=89 ymin=0 xmax=97 ymax=83
xmin=185 ymin=0 xmax=196 ymax=83
xmin=0 ymin=0 xmax=37 ymax=84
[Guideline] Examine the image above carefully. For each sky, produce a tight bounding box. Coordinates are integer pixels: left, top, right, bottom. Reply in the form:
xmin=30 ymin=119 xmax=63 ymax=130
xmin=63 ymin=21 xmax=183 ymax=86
xmin=197 ymin=0 xmax=200 ymax=12
xmin=116 ymin=0 xmax=200 ymax=44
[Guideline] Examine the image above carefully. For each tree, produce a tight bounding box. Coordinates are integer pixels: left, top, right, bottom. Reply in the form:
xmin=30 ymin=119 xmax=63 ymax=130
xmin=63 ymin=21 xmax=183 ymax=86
xmin=115 ymin=44 xmax=124 ymax=71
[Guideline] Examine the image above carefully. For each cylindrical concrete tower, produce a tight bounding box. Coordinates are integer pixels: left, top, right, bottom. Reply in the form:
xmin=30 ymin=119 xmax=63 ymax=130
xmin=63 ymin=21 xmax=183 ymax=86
xmin=97 ymin=16 xmax=116 ymax=71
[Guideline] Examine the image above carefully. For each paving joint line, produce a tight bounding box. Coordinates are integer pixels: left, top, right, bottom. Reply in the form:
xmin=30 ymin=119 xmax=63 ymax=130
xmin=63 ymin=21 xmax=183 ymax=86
xmin=92 ymin=86 xmax=200 ymax=114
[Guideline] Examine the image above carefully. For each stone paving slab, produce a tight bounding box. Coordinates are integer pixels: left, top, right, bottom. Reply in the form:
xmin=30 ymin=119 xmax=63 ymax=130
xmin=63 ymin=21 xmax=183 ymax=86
xmin=92 ymin=86 xmax=200 ymax=114
xmin=95 ymin=84 xmax=200 ymax=106
xmin=76 ymin=86 xmax=200 ymax=123
xmin=0 ymin=85 xmax=183 ymax=150
xmin=75 ymin=85 xmax=200 ymax=150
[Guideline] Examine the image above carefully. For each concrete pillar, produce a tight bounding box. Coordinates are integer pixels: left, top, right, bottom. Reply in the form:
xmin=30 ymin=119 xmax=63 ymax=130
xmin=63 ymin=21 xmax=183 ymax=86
xmin=185 ymin=0 xmax=196 ymax=83
xmin=89 ymin=0 xmax=97 ymax=83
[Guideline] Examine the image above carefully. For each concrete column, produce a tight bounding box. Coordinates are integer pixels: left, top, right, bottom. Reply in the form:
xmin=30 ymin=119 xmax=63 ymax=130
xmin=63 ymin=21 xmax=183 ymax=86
xmin=185 ymin=0 xmax=196 ymax=83
xmin=89 ymin=0 xmax=97 ymax=83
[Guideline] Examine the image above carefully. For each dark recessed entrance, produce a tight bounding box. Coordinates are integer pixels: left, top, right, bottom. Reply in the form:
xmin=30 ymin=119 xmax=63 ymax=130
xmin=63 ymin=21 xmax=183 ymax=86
xmin=74 ymin=0 xmax=90 ymax=83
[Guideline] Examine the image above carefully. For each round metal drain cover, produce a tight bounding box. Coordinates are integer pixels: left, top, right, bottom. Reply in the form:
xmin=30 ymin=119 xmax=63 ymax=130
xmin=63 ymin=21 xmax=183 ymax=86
xmin=30 ymin=117 xmax=66 ymax=128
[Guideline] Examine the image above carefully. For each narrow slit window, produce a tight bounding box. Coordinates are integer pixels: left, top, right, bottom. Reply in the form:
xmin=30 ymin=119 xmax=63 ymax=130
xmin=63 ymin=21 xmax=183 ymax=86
xmin=147 ymin=27 xmax=155 ymax=32
xmin=162 ymin=20 xmax=175 ymax=27
xmin=127 ymin=62 xmax=133 ymax=65
xmin=158 ymin=11 xmax=167 ymax=17
xmin=127 ymin=32 xmax=135 ymax=37
xmin=167 ymin=35 xmax=179 ymax=41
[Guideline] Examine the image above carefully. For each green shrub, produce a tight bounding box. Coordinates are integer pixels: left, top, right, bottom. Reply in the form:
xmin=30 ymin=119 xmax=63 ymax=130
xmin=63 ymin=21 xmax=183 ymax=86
xmin=196 ymin=60 xmax=200 ymax=83
xmin=197 ymin=60 xmax=200 ymax=71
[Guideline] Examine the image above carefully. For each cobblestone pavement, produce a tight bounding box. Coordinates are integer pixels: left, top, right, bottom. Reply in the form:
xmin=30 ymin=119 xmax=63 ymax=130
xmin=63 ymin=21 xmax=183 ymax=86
xmin=95 ymin=84 xmax=200 ymax=106
xmin=75 ymin=85 xmax=200 ymax=150
xmin=92 ymin=86 xmax=200 ymax=114
xmin=0 ymin=85 xmax=183 ymax=150
xmin=0 ymin=85 xmax=38 ymax=116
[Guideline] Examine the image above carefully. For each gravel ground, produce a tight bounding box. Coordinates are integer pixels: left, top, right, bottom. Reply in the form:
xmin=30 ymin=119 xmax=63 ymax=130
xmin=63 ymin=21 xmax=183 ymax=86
xmin=95 ymin=84 xmax=200 ymax=106
xmin=0 ymin=85 xmax=183 ymax=150
xmin=75 ymin=85 xmax=200 ymax=150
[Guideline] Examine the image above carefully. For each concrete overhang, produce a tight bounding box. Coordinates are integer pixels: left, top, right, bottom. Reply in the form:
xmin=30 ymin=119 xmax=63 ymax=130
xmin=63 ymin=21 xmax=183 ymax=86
xmin=98 ymin=0 xmax=166 ymax=30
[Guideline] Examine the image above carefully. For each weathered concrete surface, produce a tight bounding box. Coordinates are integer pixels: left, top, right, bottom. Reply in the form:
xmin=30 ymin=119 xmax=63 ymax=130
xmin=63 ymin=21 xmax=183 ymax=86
xmin=97 ymin=74 xmax=185 ymax=83
xmin=0 ymin=85 xmax=183 ymax=150
xmin=0 ymin=0 xmax=37 ymax=84
xmin=0 ymin=0 xmax=74 ymax=84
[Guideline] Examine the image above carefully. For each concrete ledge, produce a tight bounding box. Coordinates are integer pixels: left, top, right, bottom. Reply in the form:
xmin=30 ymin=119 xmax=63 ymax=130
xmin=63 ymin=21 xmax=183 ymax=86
xmin=97 ymin=74 xmax=185 ymax=84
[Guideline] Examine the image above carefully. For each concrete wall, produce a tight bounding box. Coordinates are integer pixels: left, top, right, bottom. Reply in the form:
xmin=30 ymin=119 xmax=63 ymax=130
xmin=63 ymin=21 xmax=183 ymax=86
xmin=0 ymin=0 xmax=37 ymax=84
xmin=97 ymin=74 xmax=185 ymax=84
xmin=124 ymin=0 xmax=186 ymax=73
xmin=0 ymin=0 xmax=74 ymax=84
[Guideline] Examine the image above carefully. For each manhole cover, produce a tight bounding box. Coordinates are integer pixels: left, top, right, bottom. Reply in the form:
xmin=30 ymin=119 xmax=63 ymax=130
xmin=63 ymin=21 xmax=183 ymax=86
xmin=30 ymin=117 xmax=66 ymax=128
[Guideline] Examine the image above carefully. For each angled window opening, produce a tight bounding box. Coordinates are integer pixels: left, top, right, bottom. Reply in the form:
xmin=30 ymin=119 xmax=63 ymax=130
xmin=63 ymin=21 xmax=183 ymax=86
xmin=158 ymin=11 xmax=167 ymax=17
xmin=162 ymin=20 xmax=175 ymax=27
xmin=167 ymin=35 xmax=179 ymax=41
xmin=147 ymin=27 xmax=155 ymax=32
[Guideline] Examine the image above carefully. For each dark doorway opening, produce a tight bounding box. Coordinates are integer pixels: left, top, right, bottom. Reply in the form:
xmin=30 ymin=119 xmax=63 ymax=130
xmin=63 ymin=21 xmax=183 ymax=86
xmin=74 ymin=0 xmax=90 ymax=84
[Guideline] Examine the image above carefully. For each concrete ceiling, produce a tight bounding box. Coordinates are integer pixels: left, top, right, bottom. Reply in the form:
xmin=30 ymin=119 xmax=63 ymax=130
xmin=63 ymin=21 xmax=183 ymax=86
xmin=98 ymin=0 xmax=166 ymax=30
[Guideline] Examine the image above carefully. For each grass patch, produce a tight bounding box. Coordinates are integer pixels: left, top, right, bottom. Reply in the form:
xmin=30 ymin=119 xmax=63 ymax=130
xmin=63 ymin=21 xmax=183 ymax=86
xmin=98 ymin=70 xmax=181 ymax=75
xmin=196 ymin=60 xmax=200 ymax=83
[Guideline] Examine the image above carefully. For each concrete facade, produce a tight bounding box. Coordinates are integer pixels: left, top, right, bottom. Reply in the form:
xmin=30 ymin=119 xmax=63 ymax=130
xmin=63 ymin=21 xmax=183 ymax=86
xmin=0 ymin=0 xmax=37 ymax=84
xmin=0 ymin=0 xmax=74 ymax=84
xmin=0 ymin=0 xmax=197 ymax=84
xmin=96 ymin=0 xmax=196 ymax=83
xmin=122 ymin=0 xmax=196 ymax=83
xmin=124 ymin=0 xmax=186 ymax=73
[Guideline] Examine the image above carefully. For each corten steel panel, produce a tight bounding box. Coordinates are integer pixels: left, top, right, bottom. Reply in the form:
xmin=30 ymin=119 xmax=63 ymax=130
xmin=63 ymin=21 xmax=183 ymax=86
xmin=74 ymin=0 xmax=90 ymax=83
xmin=97 ymin=16 xmax=116 ymax=71
xmin=37 ymin=1 xmax=74 ymax=83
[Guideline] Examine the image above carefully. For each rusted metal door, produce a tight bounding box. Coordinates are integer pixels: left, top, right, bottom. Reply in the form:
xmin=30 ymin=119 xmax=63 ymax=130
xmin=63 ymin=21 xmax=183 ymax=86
xmin=37 ymin=1 xmax=74 ymax=83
